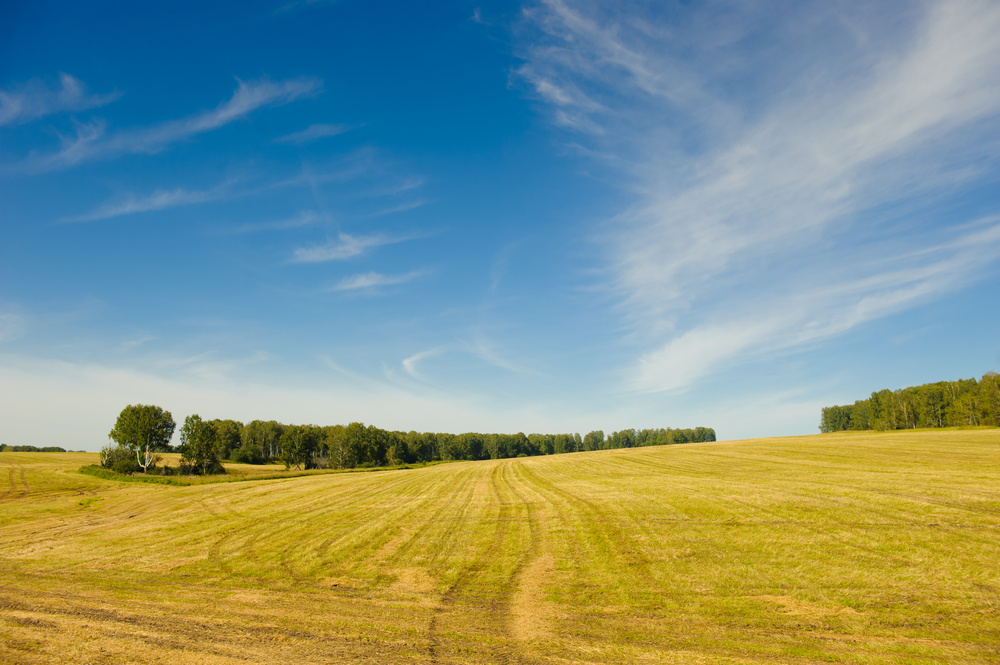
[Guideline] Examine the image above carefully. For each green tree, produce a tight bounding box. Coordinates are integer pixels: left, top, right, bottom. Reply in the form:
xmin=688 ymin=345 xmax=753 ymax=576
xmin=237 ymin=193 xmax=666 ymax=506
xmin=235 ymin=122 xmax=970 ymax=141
xmin=179 ymin=414 xmax=224 ymax=475
xmin=608 ymin=429 xmax=636 ymax=449
xmin=232 ymin=420 xmax=264 ymax=464
xmin=386 ymin=431 xmax=412 ymax=465
xmin=981 ymin=372 xmax=1000 ymax=426
xmin=280 ymin=424 xmax=319 ymax=470
xmin=108 ymin=404 xmax=176 ymax=474
xmin=324 ymin=425 xmax=349 ymax=468
xmin=461 ymin=433 xmax=486 ymax=460
xmin=582 ymin=430 xmax=604 ymax=451
xmin=212 ymin=419 xmax=243 ymax=460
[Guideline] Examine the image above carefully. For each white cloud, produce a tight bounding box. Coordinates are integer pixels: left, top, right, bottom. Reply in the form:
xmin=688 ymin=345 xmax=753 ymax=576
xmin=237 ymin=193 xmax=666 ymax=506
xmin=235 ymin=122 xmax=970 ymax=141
xmin=21 ymin=77 xmax=321 ymax=172
xmin=370 ymin=199 xmax=427 ymax=217
xmin=0 ymin=73 xmax=121 ymax=126
xmin=62 ymin=149 xmax=414 ymax=225
xmin=401 ymin=348 xmax=443 ymax=380
xmin=274 ymin=148 xmax=383 ymax=189
xmin=467 ymin=333 xmax=541 ymax=376
xmin=329 ymin=270 xmax=425 ymax=291
xmin=520 ymin=0 xmax=1000 ymax=393
xmin=372 ymin=176 xmax=425 ymax=197
xmin=292 ymin=232 xmax=413 ymax=263
xmin=117 ymin=334 xmax=155 ymax=352
xmin=276 ymin=123 xmax=350 ymax=144
xmin=227 ymin=210 xmax=321 ymax=233
xmin=62 ymin=180 xmax=239 ymax=222
xmin=628 ymin=216 xmax=1000 ymax=393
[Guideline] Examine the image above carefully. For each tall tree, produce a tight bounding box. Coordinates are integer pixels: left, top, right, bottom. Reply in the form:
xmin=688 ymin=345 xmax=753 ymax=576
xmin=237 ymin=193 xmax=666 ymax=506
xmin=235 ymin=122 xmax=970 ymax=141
xmin=280 ymin=424 xmax=319 ymax=470
xmin=582 ymin=430 xmax=604 ymax=451
xmin=108 ymin=404 xmax=175 ymax=474
xmin=179 ymin=414 xmax=224 ymax=475
xmin=211 ymin=419 xmax=243 ymax=460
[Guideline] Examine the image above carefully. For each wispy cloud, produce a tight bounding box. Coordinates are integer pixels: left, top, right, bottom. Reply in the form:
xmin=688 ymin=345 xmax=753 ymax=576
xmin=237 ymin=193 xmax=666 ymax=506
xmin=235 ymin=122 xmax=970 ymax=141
xmin=0 ymin=73 xmax=121 ymax=126
xmin=275 ymin=148 xmax=383 ymax=189
xmin=374 ymin=176 xmax=425 ymax=196
xmin=370 ymin=199 xmax=427 ymax=217
xmin=630 ymin=218 xmax=1000 ymax=392
xmin=401 ymin=348 xmax=443 ymax=379
xmin=292 ymin=231 xmax=417 ymax=263
xmin=61 ymin=180 xmax=239 ymax=223
xmin=329 ymin=270 xmax=425 ymax=291
xmin=62 ymin=148 xmax=411 ymax=224
xmin=227 ymin=210 xmax=322 ymax=233
xmin=118 ymin=334 xmax=155 ymax=352
xmin=489 ymin=242 xmax=521 ymax=292
xmin=275 ymin=123 xmax=351 ymax=144
xmin=467 ymin=333 xmax=541 ymax=376
xmin=520 ymin=0 xmax=1000 ymax=393
xmin=20 ymin=77 xmax=321 ymax=172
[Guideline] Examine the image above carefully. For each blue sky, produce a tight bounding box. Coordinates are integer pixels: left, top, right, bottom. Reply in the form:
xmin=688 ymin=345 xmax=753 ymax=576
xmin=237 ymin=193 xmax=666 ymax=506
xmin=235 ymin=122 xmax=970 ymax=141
xmin=2 ymin=0 xmax=999 ymax=450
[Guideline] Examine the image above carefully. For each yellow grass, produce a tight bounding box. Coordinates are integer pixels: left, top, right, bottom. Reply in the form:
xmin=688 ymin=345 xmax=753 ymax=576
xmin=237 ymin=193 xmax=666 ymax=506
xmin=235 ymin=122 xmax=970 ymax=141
xmin=2 ymin=429 xmax=999 ymax=663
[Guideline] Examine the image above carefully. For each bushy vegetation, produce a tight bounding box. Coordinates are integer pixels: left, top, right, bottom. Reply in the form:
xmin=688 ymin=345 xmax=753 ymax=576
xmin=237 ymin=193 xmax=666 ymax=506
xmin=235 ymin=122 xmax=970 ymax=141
xmin=99 ymin=443 xmax=143 ymax=475
xmin=820 ymin=371 xmax=1000 ymax=432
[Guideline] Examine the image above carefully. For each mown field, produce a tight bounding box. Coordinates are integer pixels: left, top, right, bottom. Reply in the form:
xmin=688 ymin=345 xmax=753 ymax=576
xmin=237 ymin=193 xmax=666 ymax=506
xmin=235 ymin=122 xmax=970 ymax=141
xmin=1 ymin=429 xmax=998 ymax=664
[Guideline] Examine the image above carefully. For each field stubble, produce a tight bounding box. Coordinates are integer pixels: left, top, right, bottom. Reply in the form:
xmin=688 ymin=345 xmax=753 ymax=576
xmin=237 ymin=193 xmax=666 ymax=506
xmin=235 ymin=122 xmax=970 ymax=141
xmin=1 ymin=429 xmax=999 ymax=664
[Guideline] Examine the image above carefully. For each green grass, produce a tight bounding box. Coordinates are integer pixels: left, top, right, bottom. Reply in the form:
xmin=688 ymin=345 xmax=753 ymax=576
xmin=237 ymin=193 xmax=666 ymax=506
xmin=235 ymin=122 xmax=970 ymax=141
xmin=2 ymin=429 xmax=999 ymax=664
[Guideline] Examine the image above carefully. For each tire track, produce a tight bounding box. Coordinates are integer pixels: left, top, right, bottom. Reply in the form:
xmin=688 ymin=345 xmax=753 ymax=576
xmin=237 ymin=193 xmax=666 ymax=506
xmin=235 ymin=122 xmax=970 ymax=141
xmin=0 ymin=465 xmax=27 ymax=502
xmin=213 ymin=470 xmax=437 ymax=583
xmin=519 ymin=461 xmax=653 ymax=576
xmin=294 ymin=471 xmax=443 ymax=581
xmin=364 ymin=470 xmax=470 ymax=569
xmin=200 ymin=474 xmax=395 ymax=581
xmin=502 ymin=462 xmax=552 ymax=659
xmin=3 ymin=466 xmax=15 ymax=500
xmin=427 ymin=462 xmax=521 ymax=664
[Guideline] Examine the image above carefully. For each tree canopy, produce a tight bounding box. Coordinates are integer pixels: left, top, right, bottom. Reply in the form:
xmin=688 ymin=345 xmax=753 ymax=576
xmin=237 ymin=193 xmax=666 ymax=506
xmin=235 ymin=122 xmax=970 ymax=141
xmin=178 ymin=414 xmax=225 ymax=475
xmin=108 ymin=404 xmax=176 ymax=473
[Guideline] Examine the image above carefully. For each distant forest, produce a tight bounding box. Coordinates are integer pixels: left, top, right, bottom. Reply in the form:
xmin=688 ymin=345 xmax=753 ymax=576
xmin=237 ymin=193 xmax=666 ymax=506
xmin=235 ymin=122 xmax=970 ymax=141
xmin=1 ymin=445 xmax=69 ymax=453
xmin=177 ymin=421 xmax=717 ymax=471
xmin=820 ymin=372 xmax=1000 ymax=432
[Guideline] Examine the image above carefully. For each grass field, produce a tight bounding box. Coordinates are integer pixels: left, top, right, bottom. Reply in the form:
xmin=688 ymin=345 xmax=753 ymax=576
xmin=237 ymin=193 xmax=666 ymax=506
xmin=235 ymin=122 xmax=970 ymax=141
xmin=1 ymin=429 xmax=998 ymax=664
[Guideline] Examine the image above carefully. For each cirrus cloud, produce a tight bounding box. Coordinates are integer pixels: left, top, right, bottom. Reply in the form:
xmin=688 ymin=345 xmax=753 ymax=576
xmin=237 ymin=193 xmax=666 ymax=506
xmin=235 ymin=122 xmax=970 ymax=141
xmin=519 ymin=0 xmax=1000 ymax=393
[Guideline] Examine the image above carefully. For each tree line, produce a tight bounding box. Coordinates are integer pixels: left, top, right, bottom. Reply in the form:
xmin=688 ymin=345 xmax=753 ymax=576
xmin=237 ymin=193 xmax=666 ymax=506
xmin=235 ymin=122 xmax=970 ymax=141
xmin=1 ymin=445 xmax=70 ymax=453
xmin=820 ymin=372 xmax=1000 ymax=432
xmin=103 ymin=404 xmax=716 ymax=475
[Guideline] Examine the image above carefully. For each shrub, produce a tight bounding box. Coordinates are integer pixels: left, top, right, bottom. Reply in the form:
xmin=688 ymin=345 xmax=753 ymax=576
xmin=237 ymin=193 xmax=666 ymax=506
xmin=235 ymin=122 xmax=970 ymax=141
xmin=100 ymin=444 xmax=141 ymax=475
xmin=177 ymin=457 xmax=225 ymax=476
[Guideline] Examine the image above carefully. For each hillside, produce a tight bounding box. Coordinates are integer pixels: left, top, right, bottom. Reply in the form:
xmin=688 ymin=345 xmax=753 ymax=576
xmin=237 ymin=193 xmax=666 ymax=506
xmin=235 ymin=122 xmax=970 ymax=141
xmin=2 ymin=429 xmax=999 ymax=664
